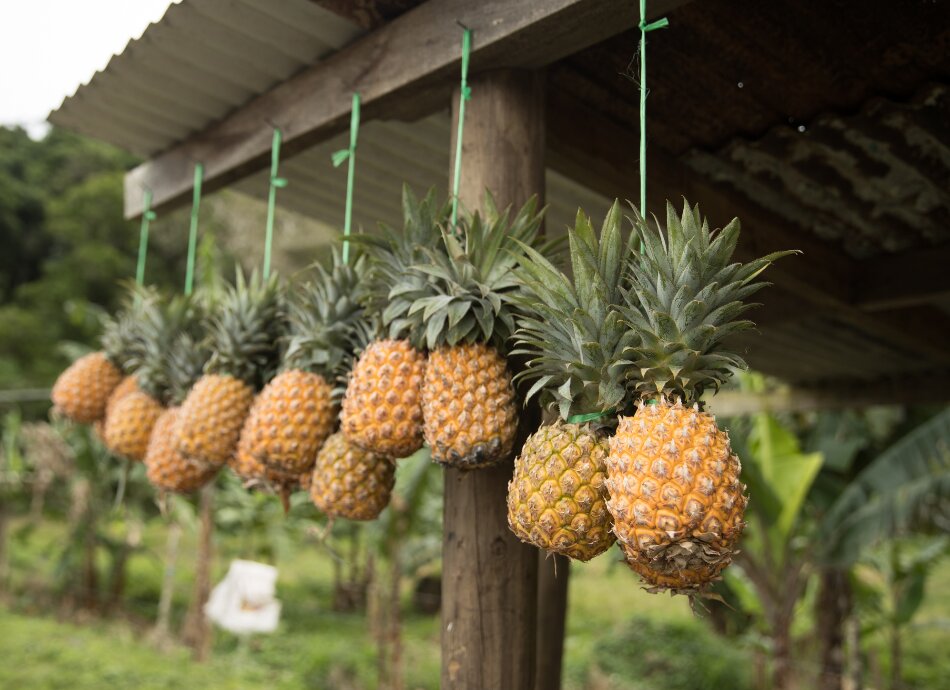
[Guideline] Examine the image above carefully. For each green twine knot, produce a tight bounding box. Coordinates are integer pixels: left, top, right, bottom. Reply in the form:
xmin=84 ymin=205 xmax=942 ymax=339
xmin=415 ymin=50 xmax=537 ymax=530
xmin=567 ymin=409 xmax=617 ymax=424
xmin=270 ymin=176 xmax=288 ymax=188
xmin=639 ymin=17 xmax=669 ymax=32
xmin=461 ymin=84 xmax=472 ymax=101
xmin=143 ymin=210 xmax=156 ymax=221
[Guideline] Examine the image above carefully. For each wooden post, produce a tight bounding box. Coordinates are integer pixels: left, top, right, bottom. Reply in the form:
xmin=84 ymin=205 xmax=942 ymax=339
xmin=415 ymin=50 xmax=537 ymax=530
xmin=183 ymin=484 xmax=214 ymax=661
xmin=536 ymin=554 xmax=570 ymax=690
xmin=442 ymin=69 xmax=544 ymax=690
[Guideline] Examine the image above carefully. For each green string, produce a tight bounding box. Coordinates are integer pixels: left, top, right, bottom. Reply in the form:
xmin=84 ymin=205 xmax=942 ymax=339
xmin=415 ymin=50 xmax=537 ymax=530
xmin=450 ymin=27 xmax=472 ymax=228
xmin=135 ymin=189 xmax=155 ymax=287
xmin=638 ymin=0 xmax=669 ymax=218
xmin=264 ymin=128 xmax=287 ymax=280
xmin=184 ymin=163 xmax=203 ymax=296
xmin=332 ymin=93 xmax=361 ymax=265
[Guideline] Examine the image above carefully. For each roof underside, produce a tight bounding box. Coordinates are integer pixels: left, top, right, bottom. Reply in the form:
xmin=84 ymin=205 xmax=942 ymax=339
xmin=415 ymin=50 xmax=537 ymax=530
xmin=47 ymin=0 xmax=950 ymax=402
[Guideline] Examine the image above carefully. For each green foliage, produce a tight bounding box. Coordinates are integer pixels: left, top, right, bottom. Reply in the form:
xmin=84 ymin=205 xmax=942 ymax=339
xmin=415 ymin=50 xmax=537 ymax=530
xmin=819 ymin=407 xmax=950 ymax=566
xmin=590 ymin=618 xmax=754 ymax=690
xmin=0 ymin=126 xmax=190 ymax=401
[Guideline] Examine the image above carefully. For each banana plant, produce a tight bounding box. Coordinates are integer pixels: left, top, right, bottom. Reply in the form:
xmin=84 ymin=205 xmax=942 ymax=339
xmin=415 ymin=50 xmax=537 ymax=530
xmin=722 ymin=373 xmax=825 ymax=690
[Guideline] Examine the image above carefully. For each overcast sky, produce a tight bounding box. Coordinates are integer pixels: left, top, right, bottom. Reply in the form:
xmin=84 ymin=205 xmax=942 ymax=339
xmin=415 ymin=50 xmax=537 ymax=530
xmin=0 ymin=0 xmax=174 ymax=137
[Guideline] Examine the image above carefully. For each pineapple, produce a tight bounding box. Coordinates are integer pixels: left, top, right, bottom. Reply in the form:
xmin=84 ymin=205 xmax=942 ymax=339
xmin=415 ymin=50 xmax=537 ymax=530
xmin=240 ymin=251 xmax=367 ymax=478
xmin=606 ymin=201 xmax=792 ymax=594
xmin=310 ymin=431 xmax=395 ymax=521
xmin=177 ymin=270 xmax=285 ymax=468
xmin=413 ymin=194 xmax=544 ymax=469
xmin=51 ymin=287 xmax=154 ymax=424
xmin=506 ymin=203 xmax=632 ymax=560
xmin=104 ymin=294 xmax=197 ymax=461
xmin=341 ymin=187 xmax=449 ymax=458
xmin=145 ymin=319 xmax=219 ymax=494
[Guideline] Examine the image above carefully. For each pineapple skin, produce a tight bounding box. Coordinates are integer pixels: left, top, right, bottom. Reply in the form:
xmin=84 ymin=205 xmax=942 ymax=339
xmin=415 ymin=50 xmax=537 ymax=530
xmin=177 ymin=374 xmax=255 ymax=467
xmin=145 ymin=407 xmax=219 ymax=493
xmin=341 ymin=339 xmax=425 ymax=458
xmin=311 ymin=431 xmax=395 ymax=521
xmin=103 ymin=390 xmax=164 ymax=461
xmin=230 ymin=426 xmax=299 ymax=492
xmin=423 ymin=342 xmax=517 ymax=469
xmin=507 ymin=421 xmax=615 ymax=561
xmin=105 ymin=375 xmax=141 ymax=421
xmin=606 ymin=399 xmax=747 ymax=592
xmin=51 ymin=352 xmax=123 ymax=424
xmin=242 ymin=370 xmax=335 ymax=475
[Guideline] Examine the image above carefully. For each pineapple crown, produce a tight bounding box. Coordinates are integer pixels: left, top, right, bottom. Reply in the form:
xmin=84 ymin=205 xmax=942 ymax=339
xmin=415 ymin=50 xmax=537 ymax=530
xmin=512 ymin=201 xmax=637 ymax=421
xmin=621 ymin=200 xmax=795 ymax=403
xmin=137 ymin=295 xmax=208 ymax=405
xmin=402 ymin=193 xmax=545 ymax=351
xmin=204 ymin=269 xmax=287 ymax=389
xmin=283 ymin=248 xmax=369 ymax=385
xmin=134 ymin=293 xmax=206 ymax=402
xmin=166 ymin=329 xmax=211 ymax=407
xmin=100 ymin=283 xmax=160 ymax=374
xmin=357 ymin=185 xmax=452 ymax=342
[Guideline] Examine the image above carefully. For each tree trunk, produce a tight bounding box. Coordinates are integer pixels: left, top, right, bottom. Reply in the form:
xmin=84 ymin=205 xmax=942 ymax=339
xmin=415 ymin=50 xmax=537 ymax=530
xmin=889 ymin=621 xmax=902 ymax=690
xmin=0 ymin=501 xmax=8 ymax=594
xmin=153 ymin=521 xmax=182 ymax=642
xmin=441 ymin=69 xmax=545 ymax=690
xmin=536 ymin=553 xmax=570 ymax=690
xmin=816 ymin=568 xmax=852 ymax=690
xmin=771 ymin=611 xmax=795 ymax=690
xmin=182 ymin=485 xmax=214 ymax=661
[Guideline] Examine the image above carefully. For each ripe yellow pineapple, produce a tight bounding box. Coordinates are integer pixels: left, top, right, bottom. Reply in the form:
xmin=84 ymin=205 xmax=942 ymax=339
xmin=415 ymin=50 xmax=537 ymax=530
xmin=413 ymin=193 xmax=543 ymax=469
xmin=606 ymin=201 xmax=792 ymax=594
xmin=342 ymin=339 xmax=426 ymax=457
xmin=51 ymin=287 xmax=153 ymax=424
xmin=52 ymin=352 xmax=123 ymax=424
xmin=146 ymin=407 xmax=219 ymax=493
xmin=105 ymin=293 xmax=197 ymax=461
xmin=177 ymin=271 xmax=285 ymax=468
xmin=506 ymin=203 xmax=631 ymax=560
xmin=144 ymin=322 xmax=217 ymax=493
xmin=310 ymin=431 xmax=395 ymax=521
xmin=242 ymin=251 xmax=367 ymax=476
xmin=341 ymin=187 xmax=449 ymax=458
xmin=105 ymin=391 xmax=164 ymax=461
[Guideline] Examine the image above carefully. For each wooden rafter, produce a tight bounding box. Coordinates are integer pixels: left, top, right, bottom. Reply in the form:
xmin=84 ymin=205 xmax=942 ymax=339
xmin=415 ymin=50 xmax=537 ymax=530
xmin=854 ymin=244 xmax=950 ymax=311
xmin=124 ymin=0 xmax=689 ymax=219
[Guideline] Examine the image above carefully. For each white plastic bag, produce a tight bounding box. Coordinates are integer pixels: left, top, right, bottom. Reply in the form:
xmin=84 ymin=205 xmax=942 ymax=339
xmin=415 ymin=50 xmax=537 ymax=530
xmin=205 ymin=559 xmax=281 ymax=634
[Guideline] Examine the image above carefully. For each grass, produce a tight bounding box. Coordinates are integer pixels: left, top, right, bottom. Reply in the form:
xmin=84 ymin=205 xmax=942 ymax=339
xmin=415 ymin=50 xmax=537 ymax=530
xmin=2 ymin=516 xmax=948 ymax=689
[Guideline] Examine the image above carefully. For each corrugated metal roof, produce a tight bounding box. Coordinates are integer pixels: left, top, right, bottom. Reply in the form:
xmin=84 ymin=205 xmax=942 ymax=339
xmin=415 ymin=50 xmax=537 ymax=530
xmin=48 ymin=0 xmax=610 ymax=238
xmin=49 ymin=0 xmax=364 ymax=158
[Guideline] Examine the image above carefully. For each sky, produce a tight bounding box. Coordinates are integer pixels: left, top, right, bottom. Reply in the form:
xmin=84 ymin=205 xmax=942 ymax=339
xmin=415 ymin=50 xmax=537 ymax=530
xmin=0 ymin=0 xmax=174 ymax=138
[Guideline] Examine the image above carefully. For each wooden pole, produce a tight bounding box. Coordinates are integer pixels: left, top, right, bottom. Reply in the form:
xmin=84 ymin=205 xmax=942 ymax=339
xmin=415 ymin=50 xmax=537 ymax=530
xmin=183 ymin=484 xmax=214 ymax=661
xmin=536 ymin=554 xmax=570 ymax=690
xmin=442 ymin=69 xmax=544 ymax=690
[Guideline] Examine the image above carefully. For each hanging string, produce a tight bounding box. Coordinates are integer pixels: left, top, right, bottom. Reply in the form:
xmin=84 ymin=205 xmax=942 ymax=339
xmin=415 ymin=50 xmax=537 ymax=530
xmin=637 ymin=0 xmax=669 ymax=218
xmin=264 ymin=128 xmax=287 ymax=280
xmin=184 ymin=163 xmax=203 ymax=296
xmin=135 ymin=189 xmax=155 ymax=287
xmin=332 ymin=93 xmax=361 ymax=265
xmin=450 ymin=26 xmax=473 ymax=228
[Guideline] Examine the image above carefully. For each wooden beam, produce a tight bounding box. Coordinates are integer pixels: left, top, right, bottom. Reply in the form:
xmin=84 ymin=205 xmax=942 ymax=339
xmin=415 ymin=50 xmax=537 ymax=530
xmin=546 ymin=91 xmax=950 ymax=365
xmin=441 ymin=70 xmax=544 ymax=690
xmin=854 ymin=244 xmax=950 ymax=311
xmin=124 ymin=0 xmax=689 ymax=220
xmin=705 ymin=372 xmax=950 ymax=415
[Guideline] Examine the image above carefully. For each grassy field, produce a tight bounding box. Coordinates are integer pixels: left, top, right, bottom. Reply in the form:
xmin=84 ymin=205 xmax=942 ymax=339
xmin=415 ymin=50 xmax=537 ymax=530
xmin=2 ymin=516 xmax=948 ymax=689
